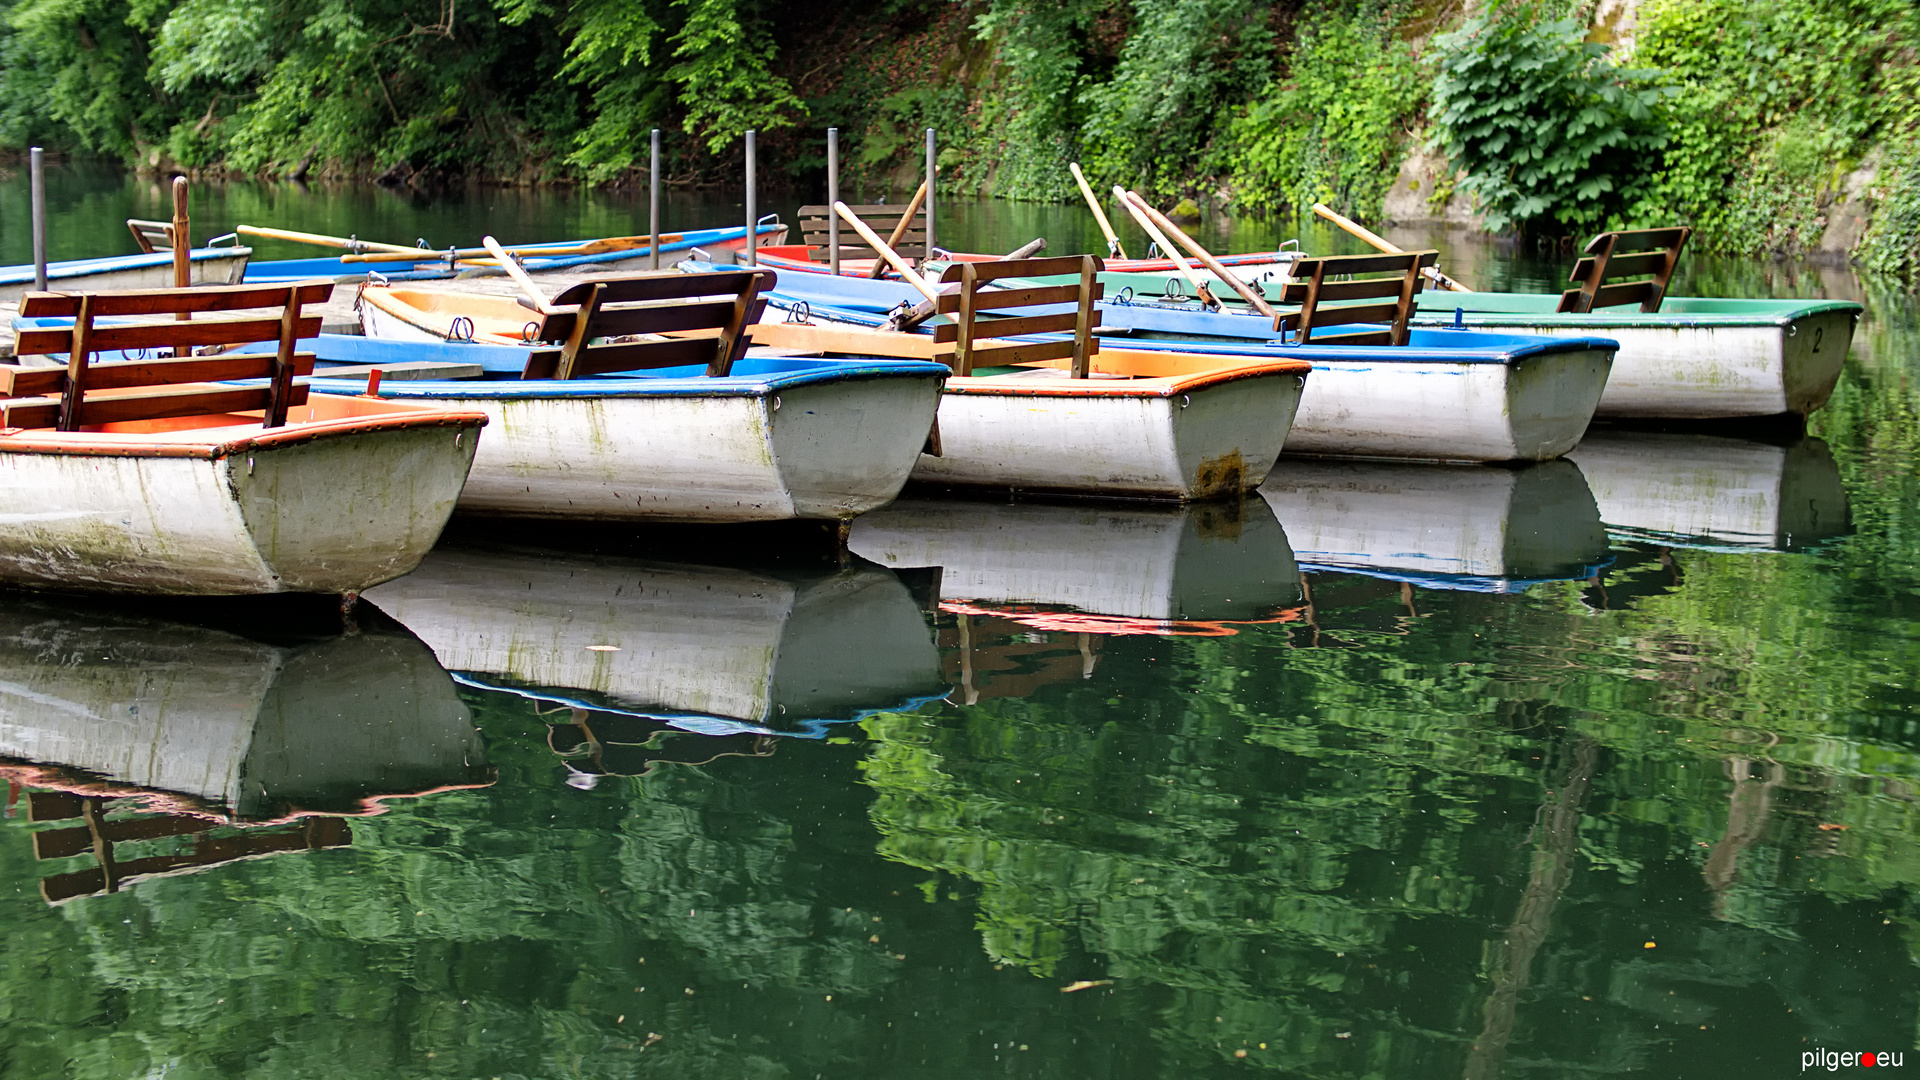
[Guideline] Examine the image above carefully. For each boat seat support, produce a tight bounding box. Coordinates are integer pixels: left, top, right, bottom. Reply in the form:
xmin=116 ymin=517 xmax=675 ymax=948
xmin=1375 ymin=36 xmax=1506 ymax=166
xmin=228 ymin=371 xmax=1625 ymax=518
xmin=934 ymin=255 xmax=1104 ymax=377
xmin=1558 ymin=226 xmax=1692 ymax=314
xmin=1274 ymin=250 xmax=1438 ymax=346
xmin=524 ymin=269 xmax=774 ymax=380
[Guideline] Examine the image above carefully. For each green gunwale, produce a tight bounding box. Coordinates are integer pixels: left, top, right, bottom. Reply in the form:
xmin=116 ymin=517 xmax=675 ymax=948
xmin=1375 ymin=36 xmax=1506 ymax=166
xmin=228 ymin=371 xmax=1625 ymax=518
xmin=1409 ymin=290 xmax=1861 ymax=328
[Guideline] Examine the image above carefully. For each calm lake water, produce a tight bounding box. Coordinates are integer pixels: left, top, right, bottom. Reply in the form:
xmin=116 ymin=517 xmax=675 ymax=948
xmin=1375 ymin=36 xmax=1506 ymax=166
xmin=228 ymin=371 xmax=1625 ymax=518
xmin=0 ymin=164 xmax=1915 ymax=1079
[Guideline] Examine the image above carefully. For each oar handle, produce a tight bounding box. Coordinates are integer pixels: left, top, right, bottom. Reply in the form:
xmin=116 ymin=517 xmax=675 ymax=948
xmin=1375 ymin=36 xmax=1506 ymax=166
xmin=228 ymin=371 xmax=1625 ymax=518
xmin=1312 ymin=203 xmax=1472 ymax=292
xmin=236 ymin=225 xmax=422 ymax=256
xmin=482 ymin=235 xmax=553 ymax=313
xmin=1069 ymin=163 xmax=1127 ymax=260
xmin=1111 ymin=187 xmax=1215 ymax=308
xmin=1124 ymin=191 xmax=1275 ymax=320
xmin=869 ymin=181 xmax=931 ymax=280
xmin=836 ymin=202 xmax=941 ymax=306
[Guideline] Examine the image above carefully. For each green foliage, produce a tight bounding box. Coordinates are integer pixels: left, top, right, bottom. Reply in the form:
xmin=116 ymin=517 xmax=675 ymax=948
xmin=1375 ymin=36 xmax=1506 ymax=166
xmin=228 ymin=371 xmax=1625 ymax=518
xmin=1223 ymin=0 xmax=1423 ymax=219
xmin=1858 ymin=142 xmax=1920 ymax=279
xmin=1428 ymin=3 xmax=1668 ymax=233
xmin=1631 ymin=0 xmax=1920 ymax=253
xmin=665 ymin=0 xmax=804 ymax=157
xmin=970 ymin=0 xmax=1104 ymax=200
xmin=1076 ymin=0 xmax=1272 ymax=198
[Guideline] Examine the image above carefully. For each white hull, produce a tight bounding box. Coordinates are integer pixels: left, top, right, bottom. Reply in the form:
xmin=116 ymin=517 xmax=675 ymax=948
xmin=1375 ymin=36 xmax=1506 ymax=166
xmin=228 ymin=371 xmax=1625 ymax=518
xmin=1566 ymin=431 xmax=1849 ymax=550
xmin=1437 ymin=317 xmax=1855 ymax=419
xmin=0 ymin=420 xmax=480 ymax=595
xmin=365 ymin=546 xmax=946 ymax=729
xmin=911 ymin=371 xmax=1305 ymax=500
xmin=850 ymin=497 xmax=1301 ymax=622
xmin=381 ymin=376 xmax=943 ymax=523
xmin=1282 ymin=347 xmax=1613 ymax=462
xmin=1260 ymin=459 xmax=1610 ymax=590
xmin=0 ymin=603 xmax=486 ymax=819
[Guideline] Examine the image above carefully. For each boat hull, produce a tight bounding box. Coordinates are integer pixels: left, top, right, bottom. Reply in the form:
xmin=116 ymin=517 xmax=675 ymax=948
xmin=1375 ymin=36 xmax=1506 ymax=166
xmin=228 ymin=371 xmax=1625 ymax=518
xmin=0 ymin=402 xmax=484 ymax=595
xmin=1279 ymin=345 xmax=1613 ymax=462
xmin=1410 ymin=295 xmax=1860 ymax=418
xmin=328 ymin=368 xmax=947 ymax=523
xmin=0 ymin=248 xmax=251 ymax=305
xmin=910 ymin=366 xmax=1306 ymax=500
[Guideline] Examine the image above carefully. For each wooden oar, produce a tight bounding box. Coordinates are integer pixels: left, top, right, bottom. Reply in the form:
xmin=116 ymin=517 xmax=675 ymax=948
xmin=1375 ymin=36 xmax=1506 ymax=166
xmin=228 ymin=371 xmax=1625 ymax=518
xmin=889 ymin=237 xmax=1048 ymax=331
xmin=482 ymin=235 xmax=554 ymax=313
xmin=1312 ymin=203 xmax=1471 ymax=292
xmin=340 ymin=234 xmax=674 ymax=264
xmin=835 ymin=202 xmax=941 ymax=306
xmin=1069 ymin=163 xmax=1127 ymax=259
xmin=1111 ymin=186 xmax=1218 ymax=309
xmin=1122 ymin=190 xmax=1275 ymax=320
xmin=868 ymin=180 xmax=930 ymax=280
xmin=237 ymin=225 xmax=423 ymax=256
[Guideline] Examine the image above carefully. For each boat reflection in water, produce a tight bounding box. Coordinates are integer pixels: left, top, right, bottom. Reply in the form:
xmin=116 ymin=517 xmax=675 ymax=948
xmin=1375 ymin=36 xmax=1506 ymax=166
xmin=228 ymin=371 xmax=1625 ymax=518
xmin=1567 ymin=431 xmax=1850 ymax=551
xmin=0 ymin=599 xmax=492 ymax=903
xmin=1260 ymin=459 xmax=1613 ymax=592
xmin=364 ymin=545 xmax=949 ymax=780
xmin=851 ymin=496 xmax=1304 ymax=700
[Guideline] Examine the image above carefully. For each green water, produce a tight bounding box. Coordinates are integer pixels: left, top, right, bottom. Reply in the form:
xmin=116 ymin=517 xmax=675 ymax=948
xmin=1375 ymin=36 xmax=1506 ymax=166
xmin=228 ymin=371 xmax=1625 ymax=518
xmin=0 ymin=167 xmax=1916 ymax=1079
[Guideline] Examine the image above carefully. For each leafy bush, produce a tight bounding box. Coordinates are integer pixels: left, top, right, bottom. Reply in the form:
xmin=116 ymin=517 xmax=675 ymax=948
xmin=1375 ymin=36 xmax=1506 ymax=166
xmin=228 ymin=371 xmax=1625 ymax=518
xmin=1224 ymin=0 xmax=1423 ymax=219
xmin=1427 ymin=3 xmax=1668 ymax=233
xmin=1858 ymin=141 xmax=1920 ymax=280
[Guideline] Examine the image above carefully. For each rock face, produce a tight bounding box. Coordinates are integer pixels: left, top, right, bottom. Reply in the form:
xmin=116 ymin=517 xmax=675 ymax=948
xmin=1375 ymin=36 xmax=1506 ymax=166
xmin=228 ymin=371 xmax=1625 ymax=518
xmin=1382 ymin=143 xmax=1482 ymax=227
xmin=1814 ymin=154 xmax=1880 ymax=263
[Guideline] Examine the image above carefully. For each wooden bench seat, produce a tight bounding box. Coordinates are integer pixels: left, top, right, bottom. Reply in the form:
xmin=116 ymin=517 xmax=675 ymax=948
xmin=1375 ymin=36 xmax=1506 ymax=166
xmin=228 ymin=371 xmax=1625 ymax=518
xmin=799 ymin=203 xmax=928 ymax=262
xmin=1558 ymin=227 xmax=1691 ymax=314
xmin=1272 ymin=250 xmax=1439 ymax=346
xmin=520 ymin=269 xmax=772 ymax=380
xmin=4 ymin=281 xmax=331 ymax=431
xmin=934 ymin=255 xmax=1104 ymax=377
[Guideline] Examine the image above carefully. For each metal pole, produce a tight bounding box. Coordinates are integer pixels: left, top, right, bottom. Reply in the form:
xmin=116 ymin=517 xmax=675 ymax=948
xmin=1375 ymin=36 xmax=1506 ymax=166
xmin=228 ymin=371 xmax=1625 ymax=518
xmin=743 ymin=129 xmax=756 ymax=267
xmin=649 ymin=128 xmax=661 ymax=270
xmin=827 ymin=127 xmax=840 ymax=276
xmin=924 ymin=128 xmax=936 ymax=259
xmin=29 ymin=147 xmax=46 ymax=292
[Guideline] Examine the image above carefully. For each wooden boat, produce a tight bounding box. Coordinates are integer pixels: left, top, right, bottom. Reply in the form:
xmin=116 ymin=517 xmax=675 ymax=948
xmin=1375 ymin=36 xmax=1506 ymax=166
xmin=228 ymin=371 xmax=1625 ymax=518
xmin=0 ymin=243 xmax=250 ymax=304
xmin=347 ymin=269 xmax=947 ymax=522
xmin=1565 ymin=430 xmax=1849 ymax=551
xmin=759 ymin=251 xmax=1614 ymax=464
xmin=244 ymin=222 xmax=788 ymax=284
xmin=849 ymin=496 xmax=1303 ymax=631
xmin=0 ymin=282 xmax=487 ymax=596
xmin=1259 ymin=459 xmax=1612 ymax=592
xmin=363 ymin=543 xmax=948 ymax=737
xmin=747 ymin=254 xmax=1311 ymax=499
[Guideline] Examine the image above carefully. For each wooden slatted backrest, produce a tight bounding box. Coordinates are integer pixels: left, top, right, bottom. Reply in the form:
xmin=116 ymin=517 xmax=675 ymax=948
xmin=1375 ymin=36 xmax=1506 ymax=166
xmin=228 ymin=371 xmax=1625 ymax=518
xmin=126 ymin=218 xmax=175 ymax=255
xmin=1272 ymin=250 xmax=1437 ymax=346
xmin=932 ymin=255 xmax=1103 ymax=377
xmin=798 ymin=203 xmax=928 ymax=260
xmin=1558 ymin=226 xmax=1691 ymax=314
xmin=3 ymin=281 xmax=331 ymax=431
xmin=520 ymin=269 xmax=773 ymax=380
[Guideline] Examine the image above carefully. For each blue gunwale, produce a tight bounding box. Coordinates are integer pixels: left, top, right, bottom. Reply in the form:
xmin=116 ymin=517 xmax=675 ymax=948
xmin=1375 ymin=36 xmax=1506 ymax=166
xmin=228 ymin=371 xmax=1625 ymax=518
xmin=0 ymin=246 xmax=249 ymax=287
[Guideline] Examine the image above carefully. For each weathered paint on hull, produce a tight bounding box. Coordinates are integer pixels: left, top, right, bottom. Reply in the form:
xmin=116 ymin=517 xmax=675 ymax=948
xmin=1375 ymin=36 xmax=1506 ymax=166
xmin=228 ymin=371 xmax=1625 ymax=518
xmin=1566 ymin=430 xmax=1850 ymax=550
xmin=1415 ymin=312 xmax=1854 ymax=419
xmin=406 ymin=374 xmax=944 ymax=522
xmin=911 ymin=370 xmax=1306 ymax=500
xmin=0 ymin=603 xmax=486 ymax=819
xmin=365 ymin=546 xmax=946 ymax=729
xmin=1281 ymin=346 xmax=1612 ymax=462
xmin=1260 ymin=458 xmax=1611 ymax=590
xmin=849 ymin=496 xmax=1302 ymax=622
xmin=0 ymin=251 xmax=251 ymax=306
xmin=0 ymin=419 xmax=481 ymax=595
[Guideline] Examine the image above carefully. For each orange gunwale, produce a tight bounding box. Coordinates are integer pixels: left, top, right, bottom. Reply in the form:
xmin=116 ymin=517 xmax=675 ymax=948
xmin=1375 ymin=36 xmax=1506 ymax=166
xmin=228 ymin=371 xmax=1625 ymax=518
xmin=0 ymin=389 xmax=488 ymax=459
